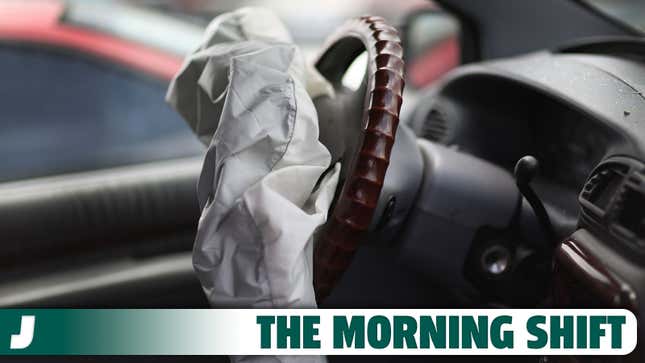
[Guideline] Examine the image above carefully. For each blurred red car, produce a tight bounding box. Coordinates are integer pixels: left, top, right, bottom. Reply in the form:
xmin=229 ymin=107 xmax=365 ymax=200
xmin=0 ymin=0 xmax=205 ymax=182
xmin=0 ymin=0 xmax=192 ymax=80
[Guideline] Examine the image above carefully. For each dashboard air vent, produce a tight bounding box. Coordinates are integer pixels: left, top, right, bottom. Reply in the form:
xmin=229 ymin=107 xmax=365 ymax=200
xmin=580 ymin=162 xmax=629 ymax=213
xmin=614 ymin=186 xmax=645 ymax=240
xmin=580 ymin=157 xmax=645 ymax=252
xmin=421 ymin=108 xmax=450 ymax=143
xmin=611 ymin=170 xmax=645 ymax=245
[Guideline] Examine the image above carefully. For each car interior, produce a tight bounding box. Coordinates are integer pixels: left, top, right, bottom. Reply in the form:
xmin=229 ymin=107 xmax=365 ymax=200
xmin=1 ymin=0 xmax=644 ymax=362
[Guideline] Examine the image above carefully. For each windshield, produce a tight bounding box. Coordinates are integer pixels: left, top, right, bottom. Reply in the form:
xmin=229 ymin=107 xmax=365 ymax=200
xmin=582 ymin=0 xmax=645 ymax=33
xmin=130 ymin=0 xmax=433 ymax=62
xmin=64 ymin=0 xmax=432 ymax=59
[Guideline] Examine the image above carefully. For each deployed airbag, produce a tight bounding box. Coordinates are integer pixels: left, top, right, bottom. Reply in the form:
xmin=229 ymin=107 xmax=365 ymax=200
xmin=166 ymin=7 xmax=338 ymax=313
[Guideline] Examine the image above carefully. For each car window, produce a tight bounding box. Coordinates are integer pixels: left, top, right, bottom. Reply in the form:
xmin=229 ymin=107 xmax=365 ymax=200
xmin=0 ymin=44 xmax=204 ymax=182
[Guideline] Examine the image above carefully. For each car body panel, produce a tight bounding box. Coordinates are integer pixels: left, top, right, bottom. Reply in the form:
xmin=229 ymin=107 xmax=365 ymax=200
xmin=0 ymin=0 xmax=183 ymax=80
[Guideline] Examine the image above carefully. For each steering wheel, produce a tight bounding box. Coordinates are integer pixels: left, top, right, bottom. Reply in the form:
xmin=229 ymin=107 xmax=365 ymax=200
xmin=313 ymin=16 xmax=405 ymax=303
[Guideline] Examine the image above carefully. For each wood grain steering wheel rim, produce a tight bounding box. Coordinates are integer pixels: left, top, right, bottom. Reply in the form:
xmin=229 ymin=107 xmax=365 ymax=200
xmin=313 ymin=16 xmax=405 ymax=303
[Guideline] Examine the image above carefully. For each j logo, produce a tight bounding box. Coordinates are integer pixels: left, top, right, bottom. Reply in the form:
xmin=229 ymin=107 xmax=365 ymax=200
xmin=10 ymin=316 xmax=35 ymax=350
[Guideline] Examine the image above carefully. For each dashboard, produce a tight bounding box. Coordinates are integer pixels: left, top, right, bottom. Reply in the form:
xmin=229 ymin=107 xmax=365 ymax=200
xmin=405 ymin=42 xmax=645 ymax=331
xmin=408 ymin=50 xmax=642 ymax=219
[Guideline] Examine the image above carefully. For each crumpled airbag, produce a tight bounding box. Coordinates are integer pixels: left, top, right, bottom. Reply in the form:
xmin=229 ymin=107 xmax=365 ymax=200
xmin=166 ymin=6 xmax=338 ymax=313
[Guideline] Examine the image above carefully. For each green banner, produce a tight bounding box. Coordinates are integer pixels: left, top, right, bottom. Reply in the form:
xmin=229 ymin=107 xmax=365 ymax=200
xmin=0 ymin=309 xmax=636 ymax=355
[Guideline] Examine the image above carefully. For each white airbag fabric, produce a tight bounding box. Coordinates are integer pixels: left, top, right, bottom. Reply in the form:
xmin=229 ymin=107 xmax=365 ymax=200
xmin=166 ymin=6 xmax=338 ymax=315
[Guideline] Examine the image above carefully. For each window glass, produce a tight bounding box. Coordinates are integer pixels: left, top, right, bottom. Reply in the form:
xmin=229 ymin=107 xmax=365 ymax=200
xmin=0 ymin=45 xmax=204 ymax=182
